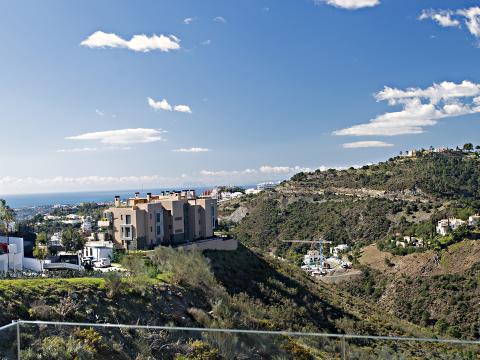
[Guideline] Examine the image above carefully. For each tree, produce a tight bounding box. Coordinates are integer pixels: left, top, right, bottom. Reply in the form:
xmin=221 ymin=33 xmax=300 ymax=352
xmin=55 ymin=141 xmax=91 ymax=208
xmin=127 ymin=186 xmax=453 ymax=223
xmin=463 ymin=143 xmax=473 ymax=152
xmin=36 ymin=232 xmax=48 ymax=245
xmin=61 ymin=228 xmax=86 ymax=252
xmin=33 ymin=244 xmax=48 ymax=272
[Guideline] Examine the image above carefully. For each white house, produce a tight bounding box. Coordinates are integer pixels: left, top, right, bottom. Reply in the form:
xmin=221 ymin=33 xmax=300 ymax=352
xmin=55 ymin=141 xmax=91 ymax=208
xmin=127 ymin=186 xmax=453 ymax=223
xmin=436 ymin=218 xmax=466 ymax=236
xmin=83 ymin=241 xmax=114 ymax=261
xmin=63 ymin=214 xmax=82 ymax=225
xmin=49 ymin=232 xmax=62 ymax=247
xmin=331 ymin=244 xmax=349 ymax=258
xmin=468 ymin=215 xmax=480 ymax=227
xmin=0 ymin=236 xmax=24 ymax=272
xmin=302 ymin=250 xmax=321 ymax=268
xmin=450 ymin=218 xmax=466 ymax=231
xmin=81 ymin=216 xmax=93 ymax=233
xmin=436 ymin=219 xmax=449 ymax=236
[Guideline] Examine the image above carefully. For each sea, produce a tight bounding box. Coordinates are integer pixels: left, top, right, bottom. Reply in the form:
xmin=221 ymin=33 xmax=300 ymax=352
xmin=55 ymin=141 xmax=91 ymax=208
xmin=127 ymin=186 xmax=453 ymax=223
xmin=2 ymin=187 xmax=216 ymax=209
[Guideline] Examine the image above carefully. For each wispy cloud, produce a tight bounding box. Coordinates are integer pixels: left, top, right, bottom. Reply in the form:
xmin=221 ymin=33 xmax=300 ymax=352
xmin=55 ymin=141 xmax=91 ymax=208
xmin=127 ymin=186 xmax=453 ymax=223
xmin=148 ymin=97 xmax=172 ymax=111
xmin=148 ymin=97 xmax=192 ymax=113
xmin=342 ymin=141 xmax=393 ymax=148
xmin=200 ymin=165 xmax=314 ymax=177
xmin=201 ymin=40 xmax=212 ymax=46
xmin=316 ymin=0 xmax=380 ymax=10
xmin=66 ymin=128 xmax=166 ymax=145
xmin=56 ymin=147 xmax=98 ymax=153
xmin=213 ymin=16 xmax=227 ymax=23
xmin=173 ymin=105 xmax=192 ymax=113
xmin=419 ymin=7 xmax=480 ymax=39
xmin=95 ymin=109 xmax=105 ymax=116
xmin=172 ymin=147 xmax=210 ymax=153
xmin=334 ymin=80 xmax=480 ymax=136
xmin=183 ymin=17 xmax=193 ymax=25
xmin=80 ymin=31 xmax=181 ymax=52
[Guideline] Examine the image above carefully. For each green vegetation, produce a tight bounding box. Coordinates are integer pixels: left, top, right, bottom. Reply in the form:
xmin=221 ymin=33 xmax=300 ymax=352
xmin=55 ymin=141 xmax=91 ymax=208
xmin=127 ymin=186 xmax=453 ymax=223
xmin=290 ymin=150 xmax=480 ymax=199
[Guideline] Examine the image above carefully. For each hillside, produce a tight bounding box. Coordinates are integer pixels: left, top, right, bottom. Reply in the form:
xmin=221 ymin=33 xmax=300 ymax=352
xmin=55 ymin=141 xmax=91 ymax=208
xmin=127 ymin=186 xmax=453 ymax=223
xmin=0 ymin=246 xmax=468 ymax=359
xmin=223 ymin=148 xmax=480 ymax=343
xmin=287 ymin=150 xmax=480 ymax=200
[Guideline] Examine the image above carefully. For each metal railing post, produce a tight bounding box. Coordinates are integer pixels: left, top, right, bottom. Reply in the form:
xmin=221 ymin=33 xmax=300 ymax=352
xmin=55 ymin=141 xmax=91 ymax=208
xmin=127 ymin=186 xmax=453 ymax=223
xmin=16 ymin=320 xmax=21 ymax=360
xmin=341 ymin=335 xmax=346 ymax=360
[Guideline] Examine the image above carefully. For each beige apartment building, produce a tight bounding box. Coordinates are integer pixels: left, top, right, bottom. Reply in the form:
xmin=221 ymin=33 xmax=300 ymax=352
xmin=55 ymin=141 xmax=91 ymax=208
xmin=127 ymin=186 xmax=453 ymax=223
xmin=103 ymin=190 xmax=217 ymax=250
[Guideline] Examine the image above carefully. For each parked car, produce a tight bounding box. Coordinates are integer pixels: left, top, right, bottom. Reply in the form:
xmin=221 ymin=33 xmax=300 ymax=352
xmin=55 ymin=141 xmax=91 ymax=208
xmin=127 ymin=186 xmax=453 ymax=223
xmin=94 ymin=258 xmax=111 ymax=268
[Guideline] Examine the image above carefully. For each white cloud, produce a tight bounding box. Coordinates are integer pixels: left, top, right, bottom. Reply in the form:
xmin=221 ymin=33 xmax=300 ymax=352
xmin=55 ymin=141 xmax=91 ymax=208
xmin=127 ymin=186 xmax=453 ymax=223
xmin=173 ymin=147 xmax=210 ymax=153
xmin=458 ymin=7 xmax=480 ymax=37
xmin=0 ymin=175 xmax=183 ymax=195
xmin=148 ymin=97 xmax=192 ymax=113
xmin=342 ymin=141 xmax=394 ymax=148
xmin=214 ymin=16 xmax=227 ymax=23
xmin=148 ymin=97 xmax=172 ymax=111
xmin=183 ymin=17 xmax=193 ymax=25
xmin=200 ymin=169 xmax=257 ymax=177
xmin=56 ymin=147 xmax=98 ymax=153
xmin=173 ymin=105 xmax=192 ymax=113
xmin=66 ymin=128 xmax=166 ymax=145
xmin=419 ymin=7 xmax=480 ymax=38
xmin=201 ymin=40 xmax=212 ymax=46
xmin=419 ymin=10 xmax=460 ymax=28
xmin=95 ymin=109 xmax=105 ymax=116
xmin=80 ymin=31 xmax=181 ymax=52
xmin=334 ymin=80 xmax=480 ymax=136
xmin=317 ymin=0 xmax=380 ymax=10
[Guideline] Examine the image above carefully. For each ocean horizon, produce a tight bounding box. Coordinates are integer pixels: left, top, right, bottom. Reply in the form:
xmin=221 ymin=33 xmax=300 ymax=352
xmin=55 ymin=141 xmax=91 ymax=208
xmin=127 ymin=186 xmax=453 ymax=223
xmin=1 ymin=187 xmax=219 ymax=209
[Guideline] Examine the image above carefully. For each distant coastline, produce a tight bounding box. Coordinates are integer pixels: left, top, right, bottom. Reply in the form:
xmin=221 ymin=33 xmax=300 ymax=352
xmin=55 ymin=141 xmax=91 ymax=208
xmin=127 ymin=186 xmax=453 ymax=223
xmin=1 ymin=185 xmax=259 ymax=209
xmin=1 ymin=187 xmax=213 ymax=209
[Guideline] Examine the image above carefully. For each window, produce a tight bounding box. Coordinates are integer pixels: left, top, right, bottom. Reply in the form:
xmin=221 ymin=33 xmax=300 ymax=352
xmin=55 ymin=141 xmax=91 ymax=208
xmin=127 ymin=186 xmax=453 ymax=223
xmin=175 ymin=229 xmax=183 ymax=234
xmin=126 ymin=214 xmax=131 ymax=224
xmin=120 ymin=214 xmax=123 ymax=221
xmin=175 ymin=216 xmax=183 ymax=221
xmin=156 ymin=225 xmax=162 ymax=235
xmin=150 ymin=214 xmax=152 ymax=220
xmin=156 ymin=212 xmax=161 ymax=223
xmin=150 ymin=226 xmax=153 ymax=232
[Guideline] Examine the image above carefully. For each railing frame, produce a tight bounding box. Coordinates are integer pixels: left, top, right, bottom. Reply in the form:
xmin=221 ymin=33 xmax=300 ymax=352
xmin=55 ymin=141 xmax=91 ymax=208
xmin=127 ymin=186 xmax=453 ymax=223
xmin=2 ymin=319 xmax=480 ymax=359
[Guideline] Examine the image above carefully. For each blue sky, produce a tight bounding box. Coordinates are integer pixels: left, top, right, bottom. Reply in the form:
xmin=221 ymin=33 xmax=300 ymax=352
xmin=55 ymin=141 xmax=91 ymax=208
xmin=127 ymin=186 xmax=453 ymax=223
xmin=1 ymin=0 xmax=480 ymax=194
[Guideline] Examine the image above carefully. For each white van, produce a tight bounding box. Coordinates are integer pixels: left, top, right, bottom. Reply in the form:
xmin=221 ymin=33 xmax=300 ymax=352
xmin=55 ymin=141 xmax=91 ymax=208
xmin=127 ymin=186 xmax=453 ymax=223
xmin=94 ymin=258 xmax=111 ymax=268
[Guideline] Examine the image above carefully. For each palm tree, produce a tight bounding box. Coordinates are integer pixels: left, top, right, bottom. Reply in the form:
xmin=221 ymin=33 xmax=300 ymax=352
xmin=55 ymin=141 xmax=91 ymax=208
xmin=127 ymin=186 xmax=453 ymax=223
xmin=0 ymin=200 xmax=15 ymax=271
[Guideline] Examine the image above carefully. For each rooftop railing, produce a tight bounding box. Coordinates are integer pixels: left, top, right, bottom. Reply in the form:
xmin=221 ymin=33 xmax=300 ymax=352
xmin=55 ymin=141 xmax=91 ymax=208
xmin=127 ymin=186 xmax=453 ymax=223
xmin=1 ymin=320 xmax=479 ymax=359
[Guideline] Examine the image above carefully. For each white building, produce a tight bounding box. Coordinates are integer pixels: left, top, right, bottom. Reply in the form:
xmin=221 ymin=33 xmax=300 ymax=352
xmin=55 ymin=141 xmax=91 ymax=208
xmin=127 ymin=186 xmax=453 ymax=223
xmin=302 ymin=250 xmax=321 ymax=268
xmin=0 ymin=236 xmax=24 ymax=272
xmin=63 ymin=214 xmax=82 ymax=225
xmin=49 ymin=232 xmax=62 ymax=247
xmin=81 ymin=216 xmax=93 ymax=233
xmin=257 ymin=181 xmax=281 ymax=191
xmin=245 ymin=188 xmax=261 ymax=195
xmin=468 ymin=214 xmax=480 ymax=227
xmin=83 ymin=240 xmax=113 ymax=261
xmin=331 ymin=244 xmax=349 ymax=258
xmin=436 ymin=218 xmax=467 ymax=236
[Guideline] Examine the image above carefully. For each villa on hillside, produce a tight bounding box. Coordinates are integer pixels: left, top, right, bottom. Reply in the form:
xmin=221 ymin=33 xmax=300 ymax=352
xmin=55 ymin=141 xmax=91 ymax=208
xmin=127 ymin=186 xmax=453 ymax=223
xmin=436 ymin=218 xmax=467 ymax=236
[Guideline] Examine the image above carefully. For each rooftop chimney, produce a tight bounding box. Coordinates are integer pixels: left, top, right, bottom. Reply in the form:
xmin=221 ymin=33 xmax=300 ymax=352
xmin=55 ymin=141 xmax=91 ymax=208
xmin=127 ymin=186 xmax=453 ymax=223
xmin=147 ymin=192 xmax=152 ymax=202
xmin=114 ymin=196 xmax=120 ymax=207
xmin=135 ymin=192 xmax=140 ymax=199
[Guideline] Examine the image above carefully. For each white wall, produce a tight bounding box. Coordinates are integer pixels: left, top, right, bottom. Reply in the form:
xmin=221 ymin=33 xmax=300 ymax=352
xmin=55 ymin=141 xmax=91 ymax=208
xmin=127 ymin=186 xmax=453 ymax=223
xmin=0 ymin=236 xmax=24 ymax=272
xmin=23 ymin=257 xmax=44 ymax=272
